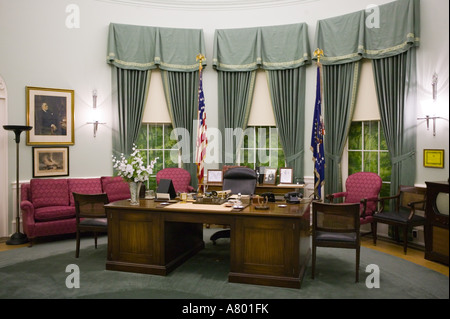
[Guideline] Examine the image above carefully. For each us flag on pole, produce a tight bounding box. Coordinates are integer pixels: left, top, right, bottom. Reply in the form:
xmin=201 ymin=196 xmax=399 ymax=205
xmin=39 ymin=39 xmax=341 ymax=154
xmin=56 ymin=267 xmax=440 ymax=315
xmin=196 ymin=54 xmax=207 ymax=193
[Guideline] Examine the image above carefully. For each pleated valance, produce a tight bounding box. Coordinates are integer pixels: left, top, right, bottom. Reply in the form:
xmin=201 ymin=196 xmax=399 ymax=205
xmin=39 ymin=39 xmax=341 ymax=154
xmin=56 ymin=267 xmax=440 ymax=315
xmin=107 ymin=23 xmax=206 ymax=71
xmin=213 ymin=23 xmax=311 ymax=71
xmin=315 ymin=0 xmax=420 ymax=65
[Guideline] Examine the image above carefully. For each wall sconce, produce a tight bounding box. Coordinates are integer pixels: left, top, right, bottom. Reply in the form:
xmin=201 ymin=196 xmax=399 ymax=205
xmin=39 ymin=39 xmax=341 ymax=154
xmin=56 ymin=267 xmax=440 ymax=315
xmin=417 ymin=73 xmax=442 ymax=136
xmin=86 ymin=90 xmax=106 ymax=137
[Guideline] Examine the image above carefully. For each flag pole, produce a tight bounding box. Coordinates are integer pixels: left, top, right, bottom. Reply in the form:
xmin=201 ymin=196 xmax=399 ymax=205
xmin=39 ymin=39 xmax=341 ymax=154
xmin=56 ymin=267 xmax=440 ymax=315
xmin=311 ymin=48 xmax=325 ymax=200
xmin=195 ymin=53 xmax=207 ymax=194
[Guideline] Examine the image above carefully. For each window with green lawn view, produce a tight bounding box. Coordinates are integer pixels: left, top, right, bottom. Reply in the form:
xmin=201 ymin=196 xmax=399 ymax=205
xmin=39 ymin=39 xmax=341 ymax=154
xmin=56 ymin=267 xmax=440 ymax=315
xmin=238 ymin=126 xmax=286 ymax=171
xmin=348 ymin=121 xmax=391 ymax=198
xmin=136 ymin=123 xmax=180 ymax=190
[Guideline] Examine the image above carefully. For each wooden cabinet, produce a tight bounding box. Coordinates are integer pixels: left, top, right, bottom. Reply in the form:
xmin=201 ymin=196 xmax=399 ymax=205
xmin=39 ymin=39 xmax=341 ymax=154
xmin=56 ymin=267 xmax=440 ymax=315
xmin=425 ymin=181 xmax=449 ymax=265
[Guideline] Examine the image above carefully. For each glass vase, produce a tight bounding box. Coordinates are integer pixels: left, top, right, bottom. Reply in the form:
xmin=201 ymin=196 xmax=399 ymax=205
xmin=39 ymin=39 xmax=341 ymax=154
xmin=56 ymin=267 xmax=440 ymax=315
xmin=129 ymin=181 xmax=142 ymax=205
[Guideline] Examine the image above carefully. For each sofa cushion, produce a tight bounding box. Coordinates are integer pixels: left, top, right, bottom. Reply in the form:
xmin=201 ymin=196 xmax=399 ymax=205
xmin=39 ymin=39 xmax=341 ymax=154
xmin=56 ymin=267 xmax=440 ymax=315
xmin=30 ymin=179 xmax=69 ymax=208
xmin=101 ymin=176 xmax=130 ymax=202
xmin=68 ymin=178 xmax=103 ymax=206
xmin=34 ymin=206 xmax=76 ymax=222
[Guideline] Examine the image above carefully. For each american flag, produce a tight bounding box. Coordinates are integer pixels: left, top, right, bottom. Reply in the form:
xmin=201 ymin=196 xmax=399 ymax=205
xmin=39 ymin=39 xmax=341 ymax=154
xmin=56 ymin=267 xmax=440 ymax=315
xmin=310 ymin=65 xmax=325 ymax=199
xmin=196 ymin=55 xmax=207 ymax=193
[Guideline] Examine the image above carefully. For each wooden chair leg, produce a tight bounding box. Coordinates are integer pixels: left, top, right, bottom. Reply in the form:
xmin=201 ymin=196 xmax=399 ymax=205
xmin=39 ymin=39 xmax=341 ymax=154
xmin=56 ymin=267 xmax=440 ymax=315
xmin=311 ymin=244 xmax=316 ymax=279
xmin=75 ymin=230 xmax=80 ymax=258
xmin=403 ymin=226 xmax=408 ymax=255
xmin=372 ymin=222 xmax=377 ymax=245
xmin=356 ymin=246 xmax=360 ymax=283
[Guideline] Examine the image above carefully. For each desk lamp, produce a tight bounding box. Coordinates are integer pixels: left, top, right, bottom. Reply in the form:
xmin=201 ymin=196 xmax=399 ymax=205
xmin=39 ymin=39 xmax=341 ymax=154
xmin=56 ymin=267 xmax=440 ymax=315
xmin=3 ymin=125 xmax=32 ymax=245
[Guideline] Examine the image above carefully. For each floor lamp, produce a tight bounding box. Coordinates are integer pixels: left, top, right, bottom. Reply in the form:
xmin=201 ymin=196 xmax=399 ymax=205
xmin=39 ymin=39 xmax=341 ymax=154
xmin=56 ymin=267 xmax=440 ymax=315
xmin=3 ymin=125 xmax=32 ymax=245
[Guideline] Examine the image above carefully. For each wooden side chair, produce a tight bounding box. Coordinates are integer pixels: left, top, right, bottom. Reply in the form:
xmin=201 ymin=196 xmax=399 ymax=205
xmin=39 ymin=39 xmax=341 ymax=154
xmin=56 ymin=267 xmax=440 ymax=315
xmin=373 ymin=185 xmax=427 ymax=255
xmin=73 ymin=192 xmax=109 ymax=258
xmin=312 ymin=202 xmax=361 ymax=283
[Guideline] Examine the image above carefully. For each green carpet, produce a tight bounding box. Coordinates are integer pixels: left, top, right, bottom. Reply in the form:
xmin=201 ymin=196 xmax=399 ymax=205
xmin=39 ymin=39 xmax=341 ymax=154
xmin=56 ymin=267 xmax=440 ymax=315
xmin=0 ymin=229 xmax=448 ymax=300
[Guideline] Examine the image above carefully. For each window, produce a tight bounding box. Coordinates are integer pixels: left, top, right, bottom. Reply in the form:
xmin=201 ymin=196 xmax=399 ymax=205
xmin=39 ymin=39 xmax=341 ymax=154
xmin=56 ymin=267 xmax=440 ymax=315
xmin=136 ymin=123 xmax=180 ymax=190
xmin=347 ymin=121 xmax=391 ymax=197
xmin=238 ymin=126 xmax=285 ymax=170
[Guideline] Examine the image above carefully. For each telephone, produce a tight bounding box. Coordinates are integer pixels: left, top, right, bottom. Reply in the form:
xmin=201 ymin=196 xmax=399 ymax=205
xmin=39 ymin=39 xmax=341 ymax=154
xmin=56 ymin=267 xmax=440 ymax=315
xmin=284 ymin=192 xmax=303 ymax=204
xmin=260 ymin=192 xmax=276 ymax=202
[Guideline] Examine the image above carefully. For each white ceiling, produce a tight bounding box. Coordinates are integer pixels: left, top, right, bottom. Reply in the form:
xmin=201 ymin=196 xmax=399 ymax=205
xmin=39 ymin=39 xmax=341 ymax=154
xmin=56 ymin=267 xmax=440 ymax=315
xmin=95 ymin=0 xmax=316 ymax=10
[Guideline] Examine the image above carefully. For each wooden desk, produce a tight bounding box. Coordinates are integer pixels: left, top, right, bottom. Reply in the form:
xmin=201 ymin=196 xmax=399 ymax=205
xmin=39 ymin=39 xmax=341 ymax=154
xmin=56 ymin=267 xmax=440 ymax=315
xmin=105 ymin=199 xmax=311 ymax=289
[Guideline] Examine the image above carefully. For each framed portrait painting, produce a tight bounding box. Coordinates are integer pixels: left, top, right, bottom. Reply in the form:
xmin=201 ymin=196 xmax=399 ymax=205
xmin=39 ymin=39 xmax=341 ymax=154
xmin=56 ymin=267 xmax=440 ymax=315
xmin=26 ymin=87 xmax=75 ymax=145
xmin=32 ymin=147 xmax=69 ymax=178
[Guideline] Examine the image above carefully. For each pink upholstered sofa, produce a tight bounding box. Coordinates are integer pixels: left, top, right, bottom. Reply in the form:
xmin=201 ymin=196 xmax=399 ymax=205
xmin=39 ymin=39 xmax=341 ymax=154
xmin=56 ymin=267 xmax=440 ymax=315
xmin=20 ymin=176 xmax=130 ymax=245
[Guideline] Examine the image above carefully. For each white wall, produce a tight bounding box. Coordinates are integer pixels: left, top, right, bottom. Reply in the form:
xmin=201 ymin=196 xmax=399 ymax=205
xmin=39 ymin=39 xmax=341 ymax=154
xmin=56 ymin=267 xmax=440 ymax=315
xmin=0 ymin=0 xmax=448 ymax=236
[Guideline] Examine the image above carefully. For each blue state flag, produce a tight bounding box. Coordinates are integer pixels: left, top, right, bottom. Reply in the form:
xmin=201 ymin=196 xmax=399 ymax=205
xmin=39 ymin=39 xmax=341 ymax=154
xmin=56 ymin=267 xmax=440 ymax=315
xmin=310 ymin=66 xmax=325 ymax=198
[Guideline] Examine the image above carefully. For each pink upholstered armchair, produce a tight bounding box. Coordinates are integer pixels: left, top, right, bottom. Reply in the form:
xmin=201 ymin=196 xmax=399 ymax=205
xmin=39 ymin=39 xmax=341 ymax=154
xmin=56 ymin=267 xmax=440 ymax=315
xmin=326 ymin=172 xmax=382 ymax=242
xmin=156 ymin=168 xmax=195 ymax=194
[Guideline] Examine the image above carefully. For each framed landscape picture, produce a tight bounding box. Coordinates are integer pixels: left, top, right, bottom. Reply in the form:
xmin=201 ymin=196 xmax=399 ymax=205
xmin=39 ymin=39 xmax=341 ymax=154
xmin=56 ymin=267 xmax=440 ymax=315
xmin=32 ymin=147 xmax=69 ymax=177
xmin=26 ymin=86 xmax=75 ymax=145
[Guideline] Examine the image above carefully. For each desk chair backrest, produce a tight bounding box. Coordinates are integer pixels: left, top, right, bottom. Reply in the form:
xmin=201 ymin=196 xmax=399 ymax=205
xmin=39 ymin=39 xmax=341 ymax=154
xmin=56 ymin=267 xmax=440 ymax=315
xmin=222 ymin=167 xmax=257 ymax=195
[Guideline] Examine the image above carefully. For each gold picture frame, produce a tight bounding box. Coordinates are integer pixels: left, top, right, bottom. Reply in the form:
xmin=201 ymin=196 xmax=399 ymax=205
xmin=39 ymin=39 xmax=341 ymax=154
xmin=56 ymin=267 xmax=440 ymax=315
xmin=26 ymin=86 xmax=75 ymax=145
xmin=423 ymin=149 xmax=444 ymax=168
xmin=32 ymin=147 xmax=69 ymax=177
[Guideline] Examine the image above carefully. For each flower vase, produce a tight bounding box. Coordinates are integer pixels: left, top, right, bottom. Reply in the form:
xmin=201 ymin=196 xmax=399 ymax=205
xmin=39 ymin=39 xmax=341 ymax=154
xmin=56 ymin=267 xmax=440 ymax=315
xmin=129 ymin=181 xmax=142 ymax=205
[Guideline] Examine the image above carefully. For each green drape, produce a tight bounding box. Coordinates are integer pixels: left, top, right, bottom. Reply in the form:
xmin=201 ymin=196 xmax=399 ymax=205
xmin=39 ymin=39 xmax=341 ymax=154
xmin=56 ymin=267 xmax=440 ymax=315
xmin=315 ymin=0 xmax=420 ymax=65
xmin=372 ymin=50 xmax=417 ymax=200
xmin=213 ymin=23 xmax=310 ymax=170
xmin=107 ymin=23 xmax=206 ymax=71
xmin=107 ymin=22 xmax=207 ymax=190
xmin=114 ymin=68 xmax=150 ymax=155
xmin=322 ymin=62 xmax=361 ymax=196
xmin=314 ymin=0 xmax=420 ymax=197
xmin=218 ymin=71 xmax=256 ymax=165
xmin=266 ymin=68 xmax=306 ymax=181
xmin=161 ymin=70 xmax=199 ymax=189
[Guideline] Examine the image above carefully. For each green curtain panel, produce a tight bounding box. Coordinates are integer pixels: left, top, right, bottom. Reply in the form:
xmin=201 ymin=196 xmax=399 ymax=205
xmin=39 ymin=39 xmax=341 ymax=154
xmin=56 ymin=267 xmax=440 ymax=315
xmin=218 ymin=70 xmax=256 ymax=165
xmin=314 ymin=0 xmax=420 ymax=65
xmin=267 ymin=68 xmax=306 ymax=181
xmin=322 ymin=62 xmax=361 ymax=197
xmin=372 ymin=50 xmax=417 ymax=199
xmin=161 ymin=70 xmax=200 ymax=189
xmin=114 ymin=68 xmax=151 ymax=156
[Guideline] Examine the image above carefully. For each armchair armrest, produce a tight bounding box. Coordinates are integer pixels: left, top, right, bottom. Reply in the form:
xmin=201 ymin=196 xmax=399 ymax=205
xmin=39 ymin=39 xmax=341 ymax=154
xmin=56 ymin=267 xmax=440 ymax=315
xmin=188 ymin=185 xmax=195 ymax=193
xmin=326 ymin=192 xmax=347 ymax=202
xmin=20 ymin=200 xmax=36 ymax=226
xmin=407 ymin=199 xmax=427 ymax=220
xmin=359 ymin=196 xmax=379 ymax=218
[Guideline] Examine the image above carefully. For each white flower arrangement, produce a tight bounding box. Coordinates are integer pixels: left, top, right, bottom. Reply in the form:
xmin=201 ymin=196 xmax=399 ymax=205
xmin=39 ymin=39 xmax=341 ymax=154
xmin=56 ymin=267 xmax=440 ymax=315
xmin=112 ymin=144 xmax=158 ymax=183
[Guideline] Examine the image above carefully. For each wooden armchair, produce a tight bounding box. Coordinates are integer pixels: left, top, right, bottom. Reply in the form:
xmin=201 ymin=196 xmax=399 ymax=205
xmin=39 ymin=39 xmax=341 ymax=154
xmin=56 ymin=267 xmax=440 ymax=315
xmin=372 ymin=185 xmax=427 ymax=254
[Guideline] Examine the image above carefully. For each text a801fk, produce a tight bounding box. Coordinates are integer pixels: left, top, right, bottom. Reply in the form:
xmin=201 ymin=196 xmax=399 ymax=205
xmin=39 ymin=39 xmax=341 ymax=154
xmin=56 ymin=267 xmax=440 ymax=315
xmin=182 ymin=303 xmax=269 ymax=316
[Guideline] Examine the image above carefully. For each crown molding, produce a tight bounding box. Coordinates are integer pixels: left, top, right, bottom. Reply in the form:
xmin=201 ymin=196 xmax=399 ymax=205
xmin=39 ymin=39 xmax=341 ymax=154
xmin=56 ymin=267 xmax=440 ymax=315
xmin=96 ymin=0 xmax=317 ymax=11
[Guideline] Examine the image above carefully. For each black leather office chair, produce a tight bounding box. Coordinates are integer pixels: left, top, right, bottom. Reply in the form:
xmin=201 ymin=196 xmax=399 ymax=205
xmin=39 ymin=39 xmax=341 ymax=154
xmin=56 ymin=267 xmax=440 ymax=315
xmin=210 ymin=167 xmax=257 ymax=244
